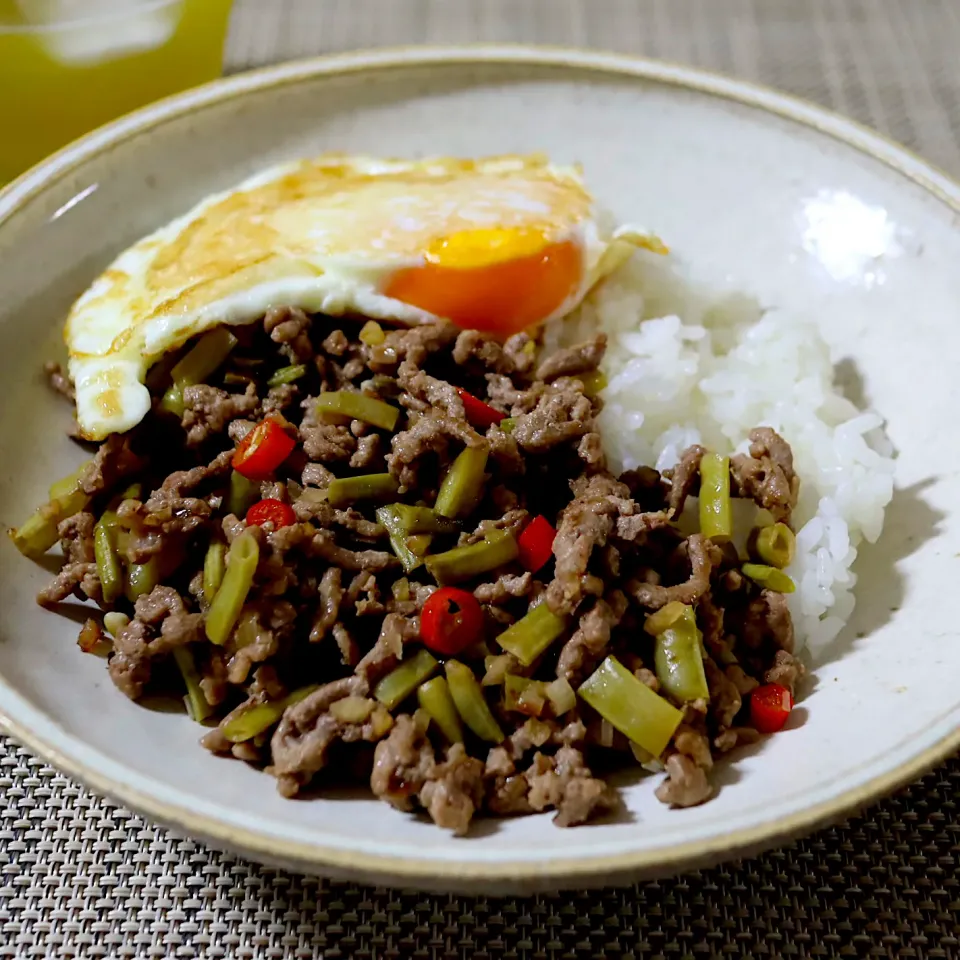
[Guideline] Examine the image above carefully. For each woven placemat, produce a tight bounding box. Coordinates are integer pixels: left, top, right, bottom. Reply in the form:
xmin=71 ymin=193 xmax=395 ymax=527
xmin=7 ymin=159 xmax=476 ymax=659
xmin=4 ymin=2 xmax=960 ymax=957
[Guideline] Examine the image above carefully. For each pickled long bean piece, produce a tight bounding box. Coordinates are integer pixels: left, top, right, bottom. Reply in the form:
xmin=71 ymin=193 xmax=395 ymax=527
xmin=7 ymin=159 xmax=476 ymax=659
xmin=161 ymin=327 xmax=238 ymax=415
xmin=226 ymin=470 xmax=260 ymax=517
xmin=326 ymin=473 xmax=398 ymax=508
xmin=445 ymin=660 xmax=504 ymax=743
xmin=425 ymin=529 xmax=518 ymax=585
xmin=699 ymin=452 xmax=732 ymax=540
xmin=267 ymin=364 xmax=307 ymax=387
xmin=220 ymin=684 xmax=318 ymax=743
xmin=385 ymin=505 xmax=459 ymax=535
xmin=202 ymin=541 xmax=226 ymax=604
xmin=205 ymin=530 xmax=259 ymax=645
xmin=374 ymin=649 xmax=439 ymax=710
xmin=653 ymin=605 xmax=709 ymax=702
xmin=494 ymin=602 xmax=567 ymax=666
xmin=94 ymin=520 xmax=122 ymax=605
xmin=124 ymin=557 xmax=158 ymax=602
xmin=378 ymin=506 xmax=425 ymax=573
xmin=434 ymin=446 xmax=488 ymax=519
xmin=417 ymin=676 xmax=464 ymax=743
xmin=578 ymin=655 xmax=683 ymax=758
xmin=173 ymin=647 xmax=212 ymax=722
xmin=316 ymin=391 xmax=399 ymax=431
xmin=749 ymin=523 xmax=796 ymax=569
xmin=741 ymin=563 xmax=795 ymax=593
xmin=9 ymin=479 xmax=90 ymax=559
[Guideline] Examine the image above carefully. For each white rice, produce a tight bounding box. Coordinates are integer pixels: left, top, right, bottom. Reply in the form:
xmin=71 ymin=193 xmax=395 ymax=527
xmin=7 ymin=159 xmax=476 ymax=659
xmin=549 ymin=256 xmax=895 ymax=661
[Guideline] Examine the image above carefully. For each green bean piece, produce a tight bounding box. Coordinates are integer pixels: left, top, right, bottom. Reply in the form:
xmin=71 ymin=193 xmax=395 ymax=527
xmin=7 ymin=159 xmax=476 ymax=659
xmin=499 ymin=418 xmax=517 ymax=434
xmin=103 ymin=612 xmax=129 ymax=638
xmin=267 ymin=364 xmax=307 ymax=388
xmin=417 ymin=676 xmax=464 ymax=743
xmin=504 ymin=674 xmax=548 ymax=716
xmin=48 ymin=462 xmax=89 ymax=502
xmin=374 ymin=648 xmax=440 ymax=710
xmin=445 ymin=660 xmax=504 ymax=743
xmin=643 ymin=600 xmax=688 ymax=636
xmin=425 ymin=529 xmax=518 ymax=585
xmin=741 ymin=563 xmax=796 ymax=593
xmin=699 ymin=452 xmax=732 ymax=540
xmin=578 ymin=655 xmax=683 ymax=758
xmin=327 ymin=473 xmax=398 ymax=508
xmin=494 ymin=602 xmax=568 ymax=666
xmin=406 ymin=534 xmax=432 ymax=556
xmin=94 ymin=520 xmax=123 ymax=605
xmin=653 ymin=605 xmax=709 ymax=702
xmin=434 ymin=445 xmax=488 ymax=519
xmin=376 ymin=506 xmax=424 ymax=572
xmin=579 ymin=370 xmax=607 ymax=398
xmin=160 ymin=381 xmax=185 ymax=417
xmin=749 ymin=523 xmax=796 ymax=569
xmin=205 ymin=530 xmax=260 ymax=645
xmin=173 ymin=647 xmax=213 ymax=722
xmin=202 ymin=541 xmax=226 ymax=604
xmin=385 ymin=504 xmax=459 ymax=535
xmin=220 ymin=684 xmax=319 ymax=743
xmin=316 ymin=391 xmax=399 ymax=431
xmin=226 ymin=470 xmax=260 ymax=517
xmin=9 ymin=480 xmax=91 ymax=559
xmin=223 ymin=372 xmax=252 ymax=387
xmin=171 ymin=327 xmax=238 ymax=386
xmin=359 ymin=320 xmax=386 ymax=345
xmin=124 ymin=557 xmax=159 ymax=602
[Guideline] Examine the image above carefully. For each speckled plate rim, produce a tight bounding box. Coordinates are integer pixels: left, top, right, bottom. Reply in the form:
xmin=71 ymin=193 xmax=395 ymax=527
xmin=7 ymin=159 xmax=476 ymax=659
xmin=2 ymin=44 xmax=959 ymax=889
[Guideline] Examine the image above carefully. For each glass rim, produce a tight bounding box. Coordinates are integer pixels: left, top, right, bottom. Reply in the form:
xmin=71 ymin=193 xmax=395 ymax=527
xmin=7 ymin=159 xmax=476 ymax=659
xmin=0 ymin=0 xmax=183 ymax=34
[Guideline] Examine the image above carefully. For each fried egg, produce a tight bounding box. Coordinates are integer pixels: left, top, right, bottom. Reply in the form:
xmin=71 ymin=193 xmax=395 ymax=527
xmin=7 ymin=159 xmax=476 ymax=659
xmin=65 ymin=154 xmax=662 ymax=440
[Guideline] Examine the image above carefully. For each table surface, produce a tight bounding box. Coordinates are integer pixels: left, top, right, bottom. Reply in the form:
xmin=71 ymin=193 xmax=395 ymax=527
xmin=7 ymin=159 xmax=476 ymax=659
xmin=3 ymin=2 xmax=960 ymax=957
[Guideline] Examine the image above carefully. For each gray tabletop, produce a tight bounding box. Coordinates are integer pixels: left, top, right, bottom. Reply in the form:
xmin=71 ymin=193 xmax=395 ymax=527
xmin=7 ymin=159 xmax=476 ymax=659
xmin=3 ymin=2 xmax=960 ymax=957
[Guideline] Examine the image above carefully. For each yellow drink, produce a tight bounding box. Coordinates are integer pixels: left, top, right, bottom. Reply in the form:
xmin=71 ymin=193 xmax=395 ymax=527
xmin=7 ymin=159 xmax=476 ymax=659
xmin=0 ymin=0 xmax=233 ymax=183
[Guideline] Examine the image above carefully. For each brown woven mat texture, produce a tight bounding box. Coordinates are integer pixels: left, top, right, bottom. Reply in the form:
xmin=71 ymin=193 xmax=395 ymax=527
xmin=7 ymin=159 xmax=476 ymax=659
xmin=3 ymin=1 xmax=960 ymax=957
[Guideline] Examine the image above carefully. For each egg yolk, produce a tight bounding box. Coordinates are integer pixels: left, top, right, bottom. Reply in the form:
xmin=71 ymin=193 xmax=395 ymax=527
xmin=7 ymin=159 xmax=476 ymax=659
xmin=383 ymin=228 xmax=583 ymax=334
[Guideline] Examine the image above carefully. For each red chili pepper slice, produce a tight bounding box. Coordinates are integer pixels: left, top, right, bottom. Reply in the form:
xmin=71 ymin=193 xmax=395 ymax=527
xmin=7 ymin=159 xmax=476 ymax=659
xmin=750 ymin=683 xmax=794 ymax=733
xmin=517 ymin=515 xmax=557 ymax=573
xmin=246 ymin=498 xmax=297 ymax=529
xmin=232 ymin=417 xmax=296 ymax=480
xmin=420 ymin=586 xmax=485 ymax=656
xmin=456 ymin=388 xmax=506 ymax=429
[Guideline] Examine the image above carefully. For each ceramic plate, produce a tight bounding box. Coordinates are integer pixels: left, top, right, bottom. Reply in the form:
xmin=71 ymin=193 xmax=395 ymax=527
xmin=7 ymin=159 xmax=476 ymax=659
xmin=0 ymin=47 xmax=958 ymax=894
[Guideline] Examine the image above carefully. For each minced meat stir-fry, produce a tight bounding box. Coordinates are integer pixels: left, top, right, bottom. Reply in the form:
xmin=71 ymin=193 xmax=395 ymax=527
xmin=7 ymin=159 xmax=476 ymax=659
xmin=17 ymin=310 xmax=804 ymax=834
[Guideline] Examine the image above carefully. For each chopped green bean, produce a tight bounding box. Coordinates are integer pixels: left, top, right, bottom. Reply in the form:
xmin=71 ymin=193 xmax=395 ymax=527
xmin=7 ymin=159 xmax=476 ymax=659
xmin=579 ymin=370 xmax=607 ymax=398
xmin=103 ymin=612 xmax=129 ymax=638
xmin=205 ymin=530 xmax=259 ymax=645
xmin=445 ymin=660 xmax=504 ymax=743
xmin=267 ymin=364 xmax=307 ymax=388
xmin=699 ymin=452 xmax=732 ymax=540
xmin=653 ymin=605 xmax=709 ymax=702
xmin=741 ymin=563 xmax=795 ymax=593
xmin=504 ymin=674 xmax=548 ymax=716
xmin=749 ymin=523 xmax=796 ymax=569
xmin=94 ymin=519 xmax=122 ymax=605
xmin=316 ymin=391 xmax=399 ymax=430
xmin=327 ymin=473 xmax=398 ymax=508
xmin=578 ymin=656 xmax=683 ymax=758
xmin=226 ymin=470 xmax=260 ymax=517
xmin=223 ymin=372 xmax=252 ymax=387
xmin=173 ymin=647 xmax=213 ymax=722
xmin=385 ymin=504 xmax=459 ymax=535
xmin=376 ymin=506 xmax=425 ymax=572
xmin=374 ymin=649 xmax=439 ymax=710
xmin=499 ymin=418 xmax=517 ymax=434
xmin=202 ymin=541 xmax=226 ymax=604
xmin=406 ymin=534 xmax=431 ymax=556
xmin=359 ymin=320 xmax=386 ymax=345
xmin=9 ymin=479 xmax=91 ymax=559
xmin=48 ymin=462 xmax=89 ymax=502
xmin=494 ymin=602 xmax=567 ymax=666
xmin=124 ymin=557 xmax=159 ymax=602
xmin=434 ymin=446 xmax=488 ymax=519
xmin=161 ymin=328 xmax=238 ymax=415
xmin=425 ymin=529 xmax=518 ymax=585
xmin=220 ymin=684 xmax=319 ymax=743
xmin=417 ymin=676 xmax=464 ymax=743
xmin=643 ymin=600 xmax=688 ymax=636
